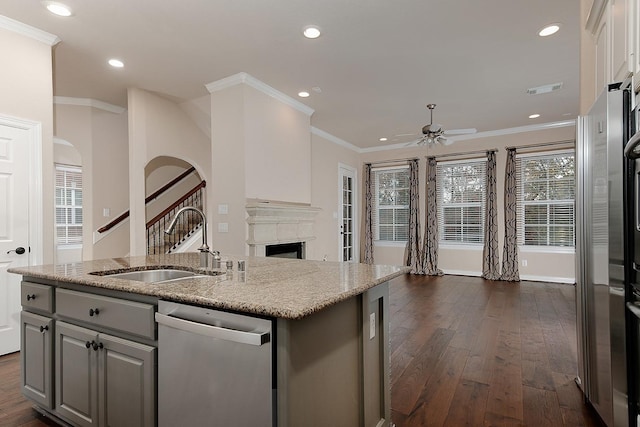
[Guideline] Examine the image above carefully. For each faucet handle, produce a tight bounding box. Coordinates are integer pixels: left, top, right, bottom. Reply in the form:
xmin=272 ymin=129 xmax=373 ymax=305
xmin=209 ymin=250 xmax=221 ymax=268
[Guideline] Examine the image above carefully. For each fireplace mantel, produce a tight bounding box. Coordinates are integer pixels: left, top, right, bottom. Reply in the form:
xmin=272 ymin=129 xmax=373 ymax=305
xmin=246 ymin=200 xmax=321 ymax=257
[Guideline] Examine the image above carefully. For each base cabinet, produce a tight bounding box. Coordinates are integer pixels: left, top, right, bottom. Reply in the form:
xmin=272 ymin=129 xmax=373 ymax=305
xmin=55 ymin=321 xmax=155 ymax=427
xmin=20 ymin=311 xmax=53 ymax=409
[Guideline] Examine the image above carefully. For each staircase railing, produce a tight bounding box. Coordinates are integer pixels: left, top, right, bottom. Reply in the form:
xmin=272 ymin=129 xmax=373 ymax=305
xmin=97 ymin=166 xmax=196 ymax=234
xmin=146 ymin=181 xmax=206 ymax=255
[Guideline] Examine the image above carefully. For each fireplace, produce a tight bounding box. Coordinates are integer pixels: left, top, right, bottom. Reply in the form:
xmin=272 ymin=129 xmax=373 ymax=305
xmin=246 ymin=200 xmax=321 ymax=258
xmin=266 ymin=242 xmax=304 ymax=259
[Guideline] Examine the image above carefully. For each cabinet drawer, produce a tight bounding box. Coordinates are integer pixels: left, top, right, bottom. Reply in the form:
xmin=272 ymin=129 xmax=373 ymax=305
xmin=21 ymin=282 xmax=53 ymax=314
xmin=56 ymin=288 xmax=155 ymax=339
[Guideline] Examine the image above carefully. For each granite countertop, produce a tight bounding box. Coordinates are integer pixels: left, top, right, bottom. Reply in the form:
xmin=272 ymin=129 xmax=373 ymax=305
xmin=8 ymin=253 xmax=408 ymax=319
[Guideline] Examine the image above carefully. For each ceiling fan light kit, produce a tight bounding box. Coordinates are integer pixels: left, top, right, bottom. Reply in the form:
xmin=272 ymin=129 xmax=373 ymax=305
xmin=406 ymin=103 xmax=476 ymax=147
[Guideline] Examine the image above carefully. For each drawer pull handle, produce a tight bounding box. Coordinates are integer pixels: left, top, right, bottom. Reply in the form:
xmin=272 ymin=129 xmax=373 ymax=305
xmin=39 ymin=325 xmax=48 ymax=333
xmin=26 ymin=294 xmax=36 ymax=301
xmin=92 ymin=341 xmax=103 ymax=351
xmin=89 ymin=308 xmax=100 ymax=317
xmin=85 ymin=341 xmax=92 ymax=349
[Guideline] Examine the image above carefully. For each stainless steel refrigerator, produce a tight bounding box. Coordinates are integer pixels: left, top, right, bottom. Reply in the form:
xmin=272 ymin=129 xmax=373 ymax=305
xmin=576 ymin=81 xmax=633 ymax=427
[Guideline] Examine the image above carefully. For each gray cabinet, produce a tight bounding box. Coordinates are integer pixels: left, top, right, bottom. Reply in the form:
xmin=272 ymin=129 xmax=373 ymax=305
xmin=20 ymin=311 xmax=53 ymax=409
xmin=55 ymin=321 xmax=156 ymax=427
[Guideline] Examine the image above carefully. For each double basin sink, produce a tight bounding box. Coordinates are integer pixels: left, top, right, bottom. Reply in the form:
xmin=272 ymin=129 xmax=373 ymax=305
xmin=91 ymin=268 xmax=223 ymax=284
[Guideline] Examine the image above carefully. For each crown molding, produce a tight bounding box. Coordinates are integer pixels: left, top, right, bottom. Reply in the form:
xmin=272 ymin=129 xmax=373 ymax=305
xmin=311 ymin=127 xmax=360 ymax=153
xmin=360 ymin=120 xmax=576 ymax=153
xmin=0 ymin=15 xmax=60 ymax=46
xmin=54 ymin=96 xmax=127 ymax=114
xmin=205 ymin=72 xmax=314 ymax=117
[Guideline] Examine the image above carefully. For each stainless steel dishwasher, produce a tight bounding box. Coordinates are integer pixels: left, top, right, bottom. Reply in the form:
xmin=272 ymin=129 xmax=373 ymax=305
xmin=155 ymin=301 xmax=274 ymax=426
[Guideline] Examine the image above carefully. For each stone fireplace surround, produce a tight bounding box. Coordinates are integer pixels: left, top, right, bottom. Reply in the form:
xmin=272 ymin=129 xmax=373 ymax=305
xmin=246 ymin=200 xmax=321 ymax=258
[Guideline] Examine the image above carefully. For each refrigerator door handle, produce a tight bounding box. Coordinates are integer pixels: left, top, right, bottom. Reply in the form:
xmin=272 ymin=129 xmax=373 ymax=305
xmin=624 ymin=130 xmax=640 ymax=158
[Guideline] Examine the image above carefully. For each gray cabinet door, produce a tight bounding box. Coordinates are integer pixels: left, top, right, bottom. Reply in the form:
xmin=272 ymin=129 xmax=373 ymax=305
xmin=98 ymin=333 xmax=156 ymax=427
xmin=20 ymin=311 xmax=53 ymax=409
xmin=55 ymin=321 xmax=99 ymax=427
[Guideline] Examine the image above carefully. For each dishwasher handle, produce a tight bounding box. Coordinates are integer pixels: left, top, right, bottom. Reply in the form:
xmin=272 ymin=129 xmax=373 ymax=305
xmin=155 ymin=312 xmax=270 ymax=346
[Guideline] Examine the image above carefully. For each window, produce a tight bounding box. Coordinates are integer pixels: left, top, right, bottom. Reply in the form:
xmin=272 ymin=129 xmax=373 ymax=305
xmin=55 ymin=164 xmax=83 ymax=246
xmin=516 ymin=150 xmax=575 ymax=248
xmin=436 ymin=159 xmax=487 ymax=245
xmin=373 ymin=167 xmax=409 ymax=242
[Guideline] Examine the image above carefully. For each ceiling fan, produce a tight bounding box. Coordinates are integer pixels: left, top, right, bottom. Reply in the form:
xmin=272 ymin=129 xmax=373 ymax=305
xmin=404 ymin=104 xmax=477 ymax=146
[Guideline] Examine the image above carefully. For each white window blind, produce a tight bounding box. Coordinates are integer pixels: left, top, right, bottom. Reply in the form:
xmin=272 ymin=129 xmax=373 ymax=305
xmin=373 ymin=166 xmax=410 ymax=242
xmin=436 ymin=158 xmax=487 ymax=245
xmin=55 ymin=164 xmax=83 ymax=246
xmin=516 ymin=150 xmax=575 ymax=247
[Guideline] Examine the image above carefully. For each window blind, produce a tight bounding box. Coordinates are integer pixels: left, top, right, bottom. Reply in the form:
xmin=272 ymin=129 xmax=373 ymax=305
xmin=515 ymin=150 xmax=575 ymax=247
xmin=436 ymin=158 xmax=487 ymax=245
xmin=55 ymin=164 xmax=83 ymax=245
xmin=372 ymin=166 xmax=410 ymax=242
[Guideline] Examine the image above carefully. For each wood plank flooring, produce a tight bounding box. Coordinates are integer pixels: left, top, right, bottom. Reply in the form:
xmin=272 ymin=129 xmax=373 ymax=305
xmin=389 ymin=274 xmax=605 ymax=427
xmin=0 ymin=274 xmax=605 ymax=426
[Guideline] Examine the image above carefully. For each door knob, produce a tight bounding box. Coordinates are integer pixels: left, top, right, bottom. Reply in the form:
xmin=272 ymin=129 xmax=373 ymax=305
xmin=7 ymin=247 xmax=25 ymax=255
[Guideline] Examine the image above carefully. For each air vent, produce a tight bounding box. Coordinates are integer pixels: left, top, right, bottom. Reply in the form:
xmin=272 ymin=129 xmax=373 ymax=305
xmin=526 ymin=82 xmax=563 ymax=95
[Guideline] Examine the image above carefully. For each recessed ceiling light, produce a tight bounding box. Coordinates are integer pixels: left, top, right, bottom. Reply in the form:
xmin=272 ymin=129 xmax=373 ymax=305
xmin=43 ymin=1 xmax=72 ymax=17
xmin=303 ymin=26 xmax=321 ymax=39
xmin=539 ymin=24 xmax=560 ymax=37
xmin=108 ymin=59 xmax=124 ymax=68
xmin=379 ymin=137 xmax=388 ymax=142
xmin=298 ymin=91 xmax=310 ymax=98
xmin=529 ymin=114 xmax=541 ymax=119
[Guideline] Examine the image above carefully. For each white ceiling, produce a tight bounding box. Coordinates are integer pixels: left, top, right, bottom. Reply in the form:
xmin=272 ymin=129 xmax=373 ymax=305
xmin=0 ymin=1 xmax=580 ymax=149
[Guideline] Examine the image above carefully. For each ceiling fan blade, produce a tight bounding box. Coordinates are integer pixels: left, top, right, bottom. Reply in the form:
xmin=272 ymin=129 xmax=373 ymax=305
xmin=439 ymin=136 xmax=454 ymax=146
xmin=443 ymin=128 xmax=477 ymax=135
xmin=404 ymin=138 xmax=423 ymax=146
xmin=394 ymin=132 xmax=419 ymax=137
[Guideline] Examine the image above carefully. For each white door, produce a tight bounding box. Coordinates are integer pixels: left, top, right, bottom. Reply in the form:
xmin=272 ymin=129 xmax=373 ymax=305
xmin=339 ymin=165 xmax=357 ymax=262
xmin=0 ymin=122 xmax=32 ymax=355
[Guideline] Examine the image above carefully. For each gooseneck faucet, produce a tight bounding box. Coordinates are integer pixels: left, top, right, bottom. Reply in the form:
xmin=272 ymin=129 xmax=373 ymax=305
xmin=164 ymin=207 xmax=219 ymax=268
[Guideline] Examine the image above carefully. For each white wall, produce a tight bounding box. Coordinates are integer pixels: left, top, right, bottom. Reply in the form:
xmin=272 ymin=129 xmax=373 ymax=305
xmin=0 ymin=28 xmax=55 ymax=263
xmin=310 ymin=133 xmax=360 ymax=261
xmin=128 ymin=88 xmax=212 ymax=256
xmin=209 ymin=83 xmax=312 ymax=256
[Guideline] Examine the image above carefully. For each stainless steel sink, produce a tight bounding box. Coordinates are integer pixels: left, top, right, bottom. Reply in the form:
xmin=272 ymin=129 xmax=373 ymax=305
xmin=105 ymin=269 xmax=208 ymax=284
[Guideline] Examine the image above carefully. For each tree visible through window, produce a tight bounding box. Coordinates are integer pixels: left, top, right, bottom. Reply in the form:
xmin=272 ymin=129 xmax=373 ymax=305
xmin=373 ymin=167 xmax=409 ymax=242
xmin=55 ymin=164 xmax=83 ymax=246
xmin=516 ymin=151 xmax=575 ymax=247
xmin=436 ymin=159 xmax=487 ymax=244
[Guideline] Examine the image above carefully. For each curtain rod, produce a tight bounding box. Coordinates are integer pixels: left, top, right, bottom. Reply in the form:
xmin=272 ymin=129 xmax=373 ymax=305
xmin=366 ymin=157 xmax=419 ymax=166
xmin=426 ymin=148 xmax=497 ymax=161
xmin=505 ymin=139 xmax=575 ymax=151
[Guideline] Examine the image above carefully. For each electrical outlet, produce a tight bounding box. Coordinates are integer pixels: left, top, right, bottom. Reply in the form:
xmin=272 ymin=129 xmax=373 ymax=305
xmin=522 ymin=259 xmax=528 ymax=267
xmin=218 ymin=223 xmax=229 ymax=233
xmin=218 ymin=204 xmax=228 ymax=214
xmin=103 ymin=208 xmax=110 ymax=217
xmin=369 ymin=313 xmax=376 ymax=340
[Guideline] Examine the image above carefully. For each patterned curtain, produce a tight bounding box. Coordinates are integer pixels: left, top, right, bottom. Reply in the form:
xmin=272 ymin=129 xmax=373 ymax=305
xmin=405 ymin=159 xmax=422 ymax=274
xmin=482 ymin=151 xmax=500 ymax=280
xmin=500 ymin=148 xmax=520 ymax=281
xmin=360 ymin=163 xmax=374 ymax=264
xmin=422 ymin=157 xmax=443 ymax=276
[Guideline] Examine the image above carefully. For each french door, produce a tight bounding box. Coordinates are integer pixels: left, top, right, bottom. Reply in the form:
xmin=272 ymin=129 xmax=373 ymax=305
xmin=339 ymin=165 xmax=358 ymax=262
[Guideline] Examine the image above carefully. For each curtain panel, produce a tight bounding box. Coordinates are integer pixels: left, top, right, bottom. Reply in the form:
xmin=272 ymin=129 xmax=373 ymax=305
xmin=405 ymin=159 xmax=422 ymax=274
xmin=482 ymin=151 xmax=500 ymax=280
xmin=361 ymin=163 xmax=374 ymax=264
xmin=422 ymin=157 xmax=443 ymax=276
xmin=501 ymin=148 xmax=520 ymax=281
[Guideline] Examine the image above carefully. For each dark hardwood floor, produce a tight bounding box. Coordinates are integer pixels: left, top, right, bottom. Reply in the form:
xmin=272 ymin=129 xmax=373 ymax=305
xmin=0 ymin=274 xmax=605 ymax=426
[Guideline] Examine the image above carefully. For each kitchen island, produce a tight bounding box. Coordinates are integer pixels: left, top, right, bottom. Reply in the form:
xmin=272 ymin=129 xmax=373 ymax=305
xmin=9 ymin=253 xmax=407 ymax=427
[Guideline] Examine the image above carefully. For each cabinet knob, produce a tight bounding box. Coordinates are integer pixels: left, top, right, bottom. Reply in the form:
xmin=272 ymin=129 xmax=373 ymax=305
xmin=39 ymin=325 xmax=48 ymax=333
xmin=92 ymin=341 xmax=104 ymax=351
xmin=89 ymin=308 xmax=100 ymax=317
xmin=26 ymin=294 xmax=36 ymax=301
xmin=85 ymin=341 xmax=92 ymax=349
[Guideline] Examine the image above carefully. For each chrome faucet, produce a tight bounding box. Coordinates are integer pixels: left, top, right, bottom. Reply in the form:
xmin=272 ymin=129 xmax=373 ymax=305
xmin=164 ymin=207 xmax=219 ymax=268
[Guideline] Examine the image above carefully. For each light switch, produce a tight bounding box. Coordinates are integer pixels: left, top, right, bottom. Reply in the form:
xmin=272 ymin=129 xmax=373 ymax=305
xmin=218 ymin=204 xmax=228 ymax=215
xmin=103 ymin=208 xmax=110 ymax=217
xmin=369 ymin=313 xmax=376 ymax=340
xmin=218 ymin=223 xmax=229 ymax=233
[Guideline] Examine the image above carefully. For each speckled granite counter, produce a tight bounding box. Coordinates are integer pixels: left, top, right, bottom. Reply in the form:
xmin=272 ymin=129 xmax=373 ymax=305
xmin=8 ymin=253 xmax=408 ymax=319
